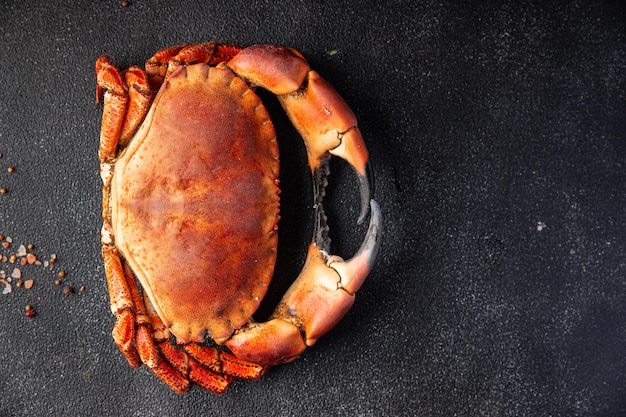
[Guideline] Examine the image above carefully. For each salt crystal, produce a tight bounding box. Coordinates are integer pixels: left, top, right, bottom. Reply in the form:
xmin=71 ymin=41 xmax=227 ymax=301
xmin=11 ymin=268 xmax=21 ymax=279
xmin=16 ymin=245 xmax=27 ymax=257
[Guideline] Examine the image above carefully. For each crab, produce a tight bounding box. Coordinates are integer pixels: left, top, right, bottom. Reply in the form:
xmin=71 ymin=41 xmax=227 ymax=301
xmin=95 ymin=42 xmax=382 ymax=393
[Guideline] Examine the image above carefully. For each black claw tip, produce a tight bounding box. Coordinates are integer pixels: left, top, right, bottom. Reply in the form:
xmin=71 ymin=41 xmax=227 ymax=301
xmin=356 ymin=158 xmax=374 ymax=225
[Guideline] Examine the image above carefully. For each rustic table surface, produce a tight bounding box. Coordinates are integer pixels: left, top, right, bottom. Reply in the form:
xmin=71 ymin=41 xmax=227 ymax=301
xmin=0 ymin=1 xmax=625 ymax=416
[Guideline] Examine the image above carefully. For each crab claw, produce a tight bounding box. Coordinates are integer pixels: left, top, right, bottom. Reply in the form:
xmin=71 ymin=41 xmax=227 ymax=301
xmin=275 ymin=198 xmax=382 ymax=347
xmin=227 ymin=45 xmax=373 ymax=224
xmin=327 ymin=128 xmax=373 ymax=225
xmin=328 ymin=199 xmax=382 ymax=293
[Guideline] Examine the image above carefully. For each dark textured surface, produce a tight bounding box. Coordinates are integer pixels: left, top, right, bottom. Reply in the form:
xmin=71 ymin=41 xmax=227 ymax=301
xmin=1 ymin=1 xmax=625 ymax=416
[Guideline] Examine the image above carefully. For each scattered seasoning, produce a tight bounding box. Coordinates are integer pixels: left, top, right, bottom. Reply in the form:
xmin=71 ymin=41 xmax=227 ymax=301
xmin=0 ymin=233 xmax=84 ymax=318
xmin=7 ymin=167 xmax=14 ymax=173
xmin=0 ymin=188 xmax=6 ymax=194
xmin=121 ymin=0 xmax=129 ymax=6
xmin=25 ymin=305 xmax=36 ymax=318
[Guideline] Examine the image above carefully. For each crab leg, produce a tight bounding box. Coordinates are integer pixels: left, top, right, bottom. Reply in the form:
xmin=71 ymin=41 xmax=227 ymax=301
xmin=95 ymin=56 xmax=128 ymax=162
xmin=118 ymin=67 xmax=152 ymax=147
xmin=102 ymin=247 xmax=141 ymax=367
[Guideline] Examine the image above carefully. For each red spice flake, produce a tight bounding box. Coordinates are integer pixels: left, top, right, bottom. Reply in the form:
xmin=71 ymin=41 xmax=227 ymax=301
xmin=25 ymin=306 xmax=36 ymax=318
xmin=20 ymin=257 xmax=27 ymax=266
xmin=24 ymin=279 xmax=34 ymax=289
xmin=1 ymin=242 xmax=9 ymax=249
xmin=26 ymin=253 xmax=36 ymax=264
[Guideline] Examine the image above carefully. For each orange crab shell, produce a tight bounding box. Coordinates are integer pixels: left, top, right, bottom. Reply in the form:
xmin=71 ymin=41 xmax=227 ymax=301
xmin=111 ymin=63 xmax=280 ymax=344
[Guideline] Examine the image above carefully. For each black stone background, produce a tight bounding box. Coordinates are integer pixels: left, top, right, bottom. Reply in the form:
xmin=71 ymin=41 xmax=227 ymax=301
xmin=0 ymin=1 xmax=625 ymax=416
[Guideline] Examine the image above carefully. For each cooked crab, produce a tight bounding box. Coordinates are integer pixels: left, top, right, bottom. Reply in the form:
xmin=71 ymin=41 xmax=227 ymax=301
xmin=96 ymin=42 xmax=382 ymax=393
